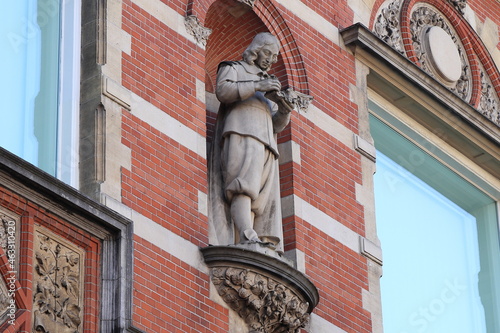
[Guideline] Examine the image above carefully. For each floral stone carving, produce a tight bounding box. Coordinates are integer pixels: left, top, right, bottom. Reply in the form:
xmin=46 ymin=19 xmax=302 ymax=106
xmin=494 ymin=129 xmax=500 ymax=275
xmin=479 ymin=70 xmax=500 ymax=126
xmin=448 ymin=0 xmax=467 ymax=14
xmin=373 ymin=0 xmax=404 ymax=54
xmin=32 ymin=227 xmax=84 ymax=333
xmin=201 ymin=245 xmax=319 ymax=333
xmin=185 ymin=15 xmax=212 ymax=47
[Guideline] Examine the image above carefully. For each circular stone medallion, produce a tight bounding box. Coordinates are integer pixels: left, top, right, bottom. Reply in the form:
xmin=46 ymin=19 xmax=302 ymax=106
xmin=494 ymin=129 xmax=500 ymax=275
xmin=425 ymin=26 xmax=462 ymax=83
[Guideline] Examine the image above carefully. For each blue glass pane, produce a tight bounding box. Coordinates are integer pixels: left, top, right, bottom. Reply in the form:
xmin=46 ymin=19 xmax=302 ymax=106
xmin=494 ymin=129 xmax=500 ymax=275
xmin=0 ymin=2 xmax=40 ymax=164
xmin=0 ymin=1 xmax=61 ymax=175
xmin=375 ymin=153 xmax=487 ymax=333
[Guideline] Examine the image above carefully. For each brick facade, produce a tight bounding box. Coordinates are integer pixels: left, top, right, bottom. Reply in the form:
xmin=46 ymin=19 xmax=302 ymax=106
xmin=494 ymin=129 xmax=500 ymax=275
xmin=1 ymin=0 xmax=499 ymax=332
xmin=105 ymin=0 xmax=500 ymax=331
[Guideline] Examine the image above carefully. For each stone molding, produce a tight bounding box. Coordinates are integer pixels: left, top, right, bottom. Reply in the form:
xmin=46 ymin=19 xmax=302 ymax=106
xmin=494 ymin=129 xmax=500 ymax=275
xmin=185 ymin=15 xmax=212 ymax=47
xmin=354 ymin=134 xmax=376 ymax=162
xmin=341 ymin=24 xmax=500 ymax=178
xmin=201 ymin=245 xmax=319 ymax=333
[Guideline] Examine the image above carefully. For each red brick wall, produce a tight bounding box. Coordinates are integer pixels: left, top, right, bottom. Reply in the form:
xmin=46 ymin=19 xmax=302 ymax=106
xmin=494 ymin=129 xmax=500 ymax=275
xmin=132 ymin=237 xmax=228 ymax=332
xmin=119 ymin=0 xmax=499 ymax=332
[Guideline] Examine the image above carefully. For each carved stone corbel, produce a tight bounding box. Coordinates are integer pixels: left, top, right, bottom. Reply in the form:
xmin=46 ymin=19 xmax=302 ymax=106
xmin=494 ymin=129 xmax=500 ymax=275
xmin=283 ymin=88 xmax=314 ymax=113
xmin=185 ymin=15 xmax=212 ymax=47
xmin=201 ymin=245 xmax=319 ymax=333
xmin=267 ymin=88 xmax=314 ymax=113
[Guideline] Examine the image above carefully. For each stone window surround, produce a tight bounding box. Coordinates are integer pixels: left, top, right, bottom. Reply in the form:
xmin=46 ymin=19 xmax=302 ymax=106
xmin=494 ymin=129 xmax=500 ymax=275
xmin=0 ymin=148 xmax=134 ymax=332
xmin=341 ymin=23 xmax=500 ymax=333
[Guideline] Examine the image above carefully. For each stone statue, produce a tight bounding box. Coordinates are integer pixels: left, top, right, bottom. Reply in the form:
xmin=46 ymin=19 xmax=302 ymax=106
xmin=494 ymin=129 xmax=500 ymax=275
xmin=208 ymin=32 xmax=294 ymax=253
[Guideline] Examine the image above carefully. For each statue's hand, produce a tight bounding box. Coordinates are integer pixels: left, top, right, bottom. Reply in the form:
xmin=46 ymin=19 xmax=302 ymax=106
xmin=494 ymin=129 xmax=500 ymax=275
xmin=266 ymin=88 xmax=297 ymax=114
xmin=255 ymin=78 xmax=281 ymax=92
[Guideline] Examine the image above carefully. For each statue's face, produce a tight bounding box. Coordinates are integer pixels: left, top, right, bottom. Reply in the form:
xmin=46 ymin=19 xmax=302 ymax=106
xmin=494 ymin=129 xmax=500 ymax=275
xmin=256 ymin=43 xmax=279 ymax=71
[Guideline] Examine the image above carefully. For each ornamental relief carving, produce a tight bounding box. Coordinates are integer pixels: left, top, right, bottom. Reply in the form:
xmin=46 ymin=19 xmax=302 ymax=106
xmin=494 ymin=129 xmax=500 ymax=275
xmin=0 ymin=215 xmax=17 ymax=251
xmin=32 ymin=227 xmax=84 ymax=333
xmin=211 ymin=267 xmax=310 ymax=333
xmin=448 ymin=0 xmax=466 ymax=15
xmin=373 ymin=0 xmax=404 ymax=54
xmin=479 ymin=70 xmax=500 ymax=125
xmin=0 ymin=278 xmax=11 ymax=325
xmin=410 ymin=5 xmax=471 ymax=100
xmin=237 ymin=0 xmax=256 ymax=7
xmin=185 ymin=15 xmax=212 ymax=47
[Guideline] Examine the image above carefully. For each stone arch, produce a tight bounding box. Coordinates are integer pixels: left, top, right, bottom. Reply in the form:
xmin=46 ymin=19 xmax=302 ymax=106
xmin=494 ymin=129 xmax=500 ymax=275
xmin=370 ymin=0 xmax=500 ymax=117
xmin=202 ymin=0 xmax=307 ymax=252
xmin=192 ymin=0 xmax=310 ymax=95
xmin=203 ymin=0 xmax=310 ymax=142
xmin=253 ymin=0 xmax=310 ymax=94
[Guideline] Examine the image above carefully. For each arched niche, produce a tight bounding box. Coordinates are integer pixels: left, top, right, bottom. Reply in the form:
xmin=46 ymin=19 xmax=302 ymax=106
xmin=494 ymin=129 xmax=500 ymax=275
xmin=204 ymin=0 xmax=296 ymax=146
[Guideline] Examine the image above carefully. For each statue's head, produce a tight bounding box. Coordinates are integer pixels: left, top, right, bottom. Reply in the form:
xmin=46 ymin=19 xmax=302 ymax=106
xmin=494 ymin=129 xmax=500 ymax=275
xmin=243 ymin=32 xmax=280 ymax=71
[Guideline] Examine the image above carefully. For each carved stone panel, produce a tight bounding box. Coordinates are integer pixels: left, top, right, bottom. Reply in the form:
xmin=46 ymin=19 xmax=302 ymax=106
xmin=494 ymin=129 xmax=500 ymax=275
xmin=0 ymin=277 xmax=11 ymax=326
xmin=32 ymin=226 xmax=85 ymax=333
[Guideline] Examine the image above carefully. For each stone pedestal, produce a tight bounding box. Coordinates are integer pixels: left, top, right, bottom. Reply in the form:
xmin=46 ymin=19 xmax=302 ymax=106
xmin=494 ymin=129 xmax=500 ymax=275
xmin=201 ymin=245 xmax=319 ymax=333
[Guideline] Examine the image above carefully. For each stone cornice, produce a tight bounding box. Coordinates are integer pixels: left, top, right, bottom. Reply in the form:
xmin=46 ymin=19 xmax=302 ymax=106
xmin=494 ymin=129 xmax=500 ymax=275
xmin=0 ymin=148 xmax=132 ymax=233
xmin=0 ymin=147 xmax=134 ymax=330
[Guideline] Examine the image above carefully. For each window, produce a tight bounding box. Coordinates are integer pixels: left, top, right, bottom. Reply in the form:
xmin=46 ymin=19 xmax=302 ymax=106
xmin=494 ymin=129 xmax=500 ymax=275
xmin=0 ymin=0 xmax=80 ymax=186
xmin=370 ymin=107 xmax=500 ymax=332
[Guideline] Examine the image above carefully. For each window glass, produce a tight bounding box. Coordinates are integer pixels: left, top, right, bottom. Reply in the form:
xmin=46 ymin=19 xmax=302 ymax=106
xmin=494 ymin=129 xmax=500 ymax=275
xmin=0 ymin=0 xmax=79 ymax=186
xmin=370 ymin=114 xmax=500 ymax=332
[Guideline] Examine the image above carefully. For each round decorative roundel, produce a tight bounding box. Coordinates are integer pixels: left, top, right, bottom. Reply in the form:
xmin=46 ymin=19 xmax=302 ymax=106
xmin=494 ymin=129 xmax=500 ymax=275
xmin=425 ymin=26 xmax=462 ymax=83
